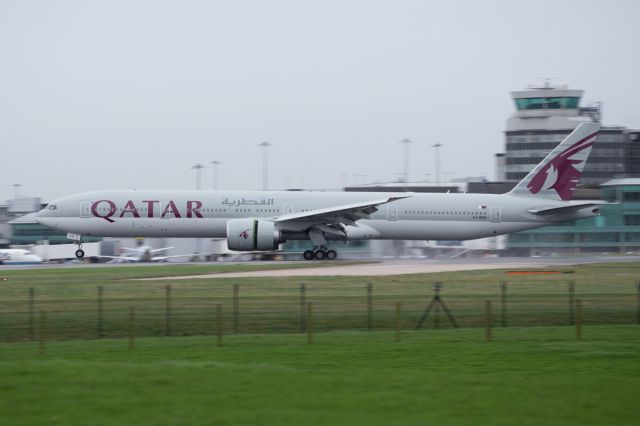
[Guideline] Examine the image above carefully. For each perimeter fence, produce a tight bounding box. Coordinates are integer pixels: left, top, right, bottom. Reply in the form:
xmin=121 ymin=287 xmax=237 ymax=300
xmin=1 ymin=280 xmax=639 ymax=342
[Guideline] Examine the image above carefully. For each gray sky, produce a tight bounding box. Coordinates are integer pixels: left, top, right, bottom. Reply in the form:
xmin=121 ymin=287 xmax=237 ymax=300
xmin=1 ymin=0 xmax=639 ymax=202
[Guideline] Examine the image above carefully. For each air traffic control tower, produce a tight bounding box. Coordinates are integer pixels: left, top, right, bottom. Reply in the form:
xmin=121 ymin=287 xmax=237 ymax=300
xmin=504 ymin=82 xmax=633 ymax=185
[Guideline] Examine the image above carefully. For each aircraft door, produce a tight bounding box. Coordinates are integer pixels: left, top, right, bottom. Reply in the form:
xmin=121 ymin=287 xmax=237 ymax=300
xmin=283 ymin=203 xmax=293 ymax=215
xmin=490 ymin=206 xmax=501 ymax=223
xmin=387 ymin=205 xmax=398 ymax=221
xmin=80 ymin=202 xmax=91 ymax=218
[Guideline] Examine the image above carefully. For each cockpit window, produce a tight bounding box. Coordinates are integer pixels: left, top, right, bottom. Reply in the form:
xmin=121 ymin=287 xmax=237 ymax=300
xmin=48 ymin=204 xmax=57 ymax=210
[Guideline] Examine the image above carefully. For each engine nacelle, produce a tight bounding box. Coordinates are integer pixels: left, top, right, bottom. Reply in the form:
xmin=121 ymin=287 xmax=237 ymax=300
xmin=226 ymin=218 xmax=282 ymax=251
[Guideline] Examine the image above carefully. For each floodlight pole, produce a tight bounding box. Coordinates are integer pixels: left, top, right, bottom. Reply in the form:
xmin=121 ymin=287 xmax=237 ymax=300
xmin=433 ymin=144 xmax=442 ymax=185
xmin=400 ymin=138 xmax=413 ymax=192
xmin=210 ymin=160 xmax=222 ymax=190
xmin=257 ymin=141 xmax=273 ymax=190
xmin=191 ymin=164 xmax=204 ymax=190
xmin=12 ymin=183 xmax=21 ymax=200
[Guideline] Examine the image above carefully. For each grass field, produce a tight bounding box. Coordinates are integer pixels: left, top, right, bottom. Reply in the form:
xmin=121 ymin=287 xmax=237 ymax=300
xmin=1 ymin=326 xmax=639 ymax=426
xmin=1 ymin=261 xmax=639 ymax=341
xmin=1 ymin=262 xmax=639 ymax=425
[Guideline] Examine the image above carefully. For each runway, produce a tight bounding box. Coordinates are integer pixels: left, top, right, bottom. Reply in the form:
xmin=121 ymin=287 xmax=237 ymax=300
xmin=138 ymin=255 xmax=640 ymax=280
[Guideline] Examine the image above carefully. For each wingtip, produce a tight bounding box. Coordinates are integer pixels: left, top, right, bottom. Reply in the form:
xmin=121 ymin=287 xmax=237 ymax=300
xmin=388 ymin=194 xmax=413 ymax=202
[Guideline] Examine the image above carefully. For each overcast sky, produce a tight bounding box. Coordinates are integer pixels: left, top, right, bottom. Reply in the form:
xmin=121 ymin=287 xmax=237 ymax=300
xmin=1 ymin=0 xmax=639 ymax=202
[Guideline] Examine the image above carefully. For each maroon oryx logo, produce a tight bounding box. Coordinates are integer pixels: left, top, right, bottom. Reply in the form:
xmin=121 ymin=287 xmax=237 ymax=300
xmin=527 ymin=131 xmax=597 ymax=200
xmin=239 ymin=229 xmax=250 ymax=239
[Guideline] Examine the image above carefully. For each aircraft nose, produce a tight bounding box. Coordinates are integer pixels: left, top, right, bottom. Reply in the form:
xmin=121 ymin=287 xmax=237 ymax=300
xmin=35 ymin=212 xmax=57 ymax=228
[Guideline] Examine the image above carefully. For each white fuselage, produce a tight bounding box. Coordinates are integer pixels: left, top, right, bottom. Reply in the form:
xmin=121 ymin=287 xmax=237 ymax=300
xmin=35 ymin=190 xmax=597 ymax=242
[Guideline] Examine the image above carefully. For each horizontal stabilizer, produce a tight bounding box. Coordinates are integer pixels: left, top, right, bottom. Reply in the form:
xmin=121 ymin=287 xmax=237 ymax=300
xmin=528 ymin=201 xmax=609 ymax=215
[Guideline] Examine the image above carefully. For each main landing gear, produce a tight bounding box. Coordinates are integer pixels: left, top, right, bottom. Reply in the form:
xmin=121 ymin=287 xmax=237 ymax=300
xmin=303 ymin=247 xmax=338 ymax=261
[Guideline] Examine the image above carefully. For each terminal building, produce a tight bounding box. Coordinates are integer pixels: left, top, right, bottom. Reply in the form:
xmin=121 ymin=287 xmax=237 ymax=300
xmin=0 ymin=197 xmax=48 ymax=247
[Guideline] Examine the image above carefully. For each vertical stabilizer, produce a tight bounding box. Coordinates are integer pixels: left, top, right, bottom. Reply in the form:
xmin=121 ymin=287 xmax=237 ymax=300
xmin=509 ymin=122 xmax=600 ymax=200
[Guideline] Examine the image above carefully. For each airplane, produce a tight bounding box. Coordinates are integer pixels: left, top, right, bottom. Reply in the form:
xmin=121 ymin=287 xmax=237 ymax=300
xmin=98 ymin=245 xmax=194 ymax=263
xmin=35 ymin=123 xmax=603 ymax=261
xmin=0 ymin=249 xmax=44 ymax=265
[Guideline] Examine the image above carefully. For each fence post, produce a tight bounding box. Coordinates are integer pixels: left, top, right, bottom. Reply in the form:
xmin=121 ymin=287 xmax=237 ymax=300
xmin=395 ymin=302 xmax=401 ymax=342
xmin=307 ymin=302 xmax=313 ymax=344
xmin=165 ymin=284 xmax=172 ymax=336
xmin=216 ymin=304 xmax=223 ymax=347
xmin=485 ymin=300 xmax=492 ymax=342
xmin=367 ymin=282 xmax=373 ymax=331
xmin=233 ymin=284 xmax=239 ymax=334
xmin=38 ymin=310 xmax=46 ymax=355
xmin=300 ymin=283 xmax=306 ymax=333
xmin=28 ymin=287 xmax=35 ymax=341
xmin=128 ymin=307 xmax=135 ymax=350
xmin=568 ymin=281 xmax=575 ymax=325
xmin=97 ymin=285 xmax=104 ymax=338
xmin=500 ymin=281 xmax=508 ymax=327
xmin=576 ymin=299 xmax=582 ymax=341
xmin=636 ymin=281 xmax=640 ymax=325
xmin=434 ymin=281 xmax=440 ymax=330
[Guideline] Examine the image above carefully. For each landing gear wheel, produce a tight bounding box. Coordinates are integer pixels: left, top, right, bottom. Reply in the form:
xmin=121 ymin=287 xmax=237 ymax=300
xmin=75 ymin=249 xmax=85 ymax=259
xmin=325 ymin=250 xmax=337 ymax=260
xmin=314 ymin=250 xmax=326 ymax=260
xmin=303 ymin=250 xmax=315 ymax=260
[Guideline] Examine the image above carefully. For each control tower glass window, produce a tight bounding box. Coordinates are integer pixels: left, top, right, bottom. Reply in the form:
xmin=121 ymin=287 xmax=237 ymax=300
xmin=514 ymin=97 xmax=580 ymax=110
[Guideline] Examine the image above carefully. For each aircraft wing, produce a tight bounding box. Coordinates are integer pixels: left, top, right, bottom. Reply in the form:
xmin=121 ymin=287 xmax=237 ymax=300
xmin=121 ymin=246 xmax=174 ymax=253
xmin=274 ymin=196 xmax=410 ymax=243
xmin=97 ymin=253 xmax=195 ymax=262
xmin=149 ymin=247 xmax=175 ymax=253
xmin=150 ymin=254 xmax=198 ymax=261
xmin=97 ymin=255 xmax=140 ymax=261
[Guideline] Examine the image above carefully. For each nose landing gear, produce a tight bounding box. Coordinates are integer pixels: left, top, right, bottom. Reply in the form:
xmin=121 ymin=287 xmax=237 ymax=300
xmin=303 ymin=247 xmax=338 ymax=261
xmin=72 ymin=236 xmax=85 ymax=259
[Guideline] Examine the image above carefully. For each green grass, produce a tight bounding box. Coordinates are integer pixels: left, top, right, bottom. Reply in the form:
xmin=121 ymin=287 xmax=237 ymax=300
xmin=1 ymin=262 xmax=639 ymax=340
xmin=1 ymin=264 xmax=639 ymax=425
xmin=1 ymin=326 xmax=638 ymax=425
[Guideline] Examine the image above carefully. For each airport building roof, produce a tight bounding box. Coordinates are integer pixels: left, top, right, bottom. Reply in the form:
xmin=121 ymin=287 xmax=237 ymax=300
xmin=7 ymin=212 xmax=39 ymax=224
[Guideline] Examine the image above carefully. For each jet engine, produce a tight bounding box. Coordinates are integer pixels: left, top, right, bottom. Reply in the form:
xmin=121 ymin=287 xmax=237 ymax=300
xmin=226 ymin=218 xmax=283 ymax=251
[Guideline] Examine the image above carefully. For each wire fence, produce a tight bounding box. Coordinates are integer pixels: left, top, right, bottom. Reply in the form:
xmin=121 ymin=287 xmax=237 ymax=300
xmin=1 ymin=280 xmax=639 ymax=343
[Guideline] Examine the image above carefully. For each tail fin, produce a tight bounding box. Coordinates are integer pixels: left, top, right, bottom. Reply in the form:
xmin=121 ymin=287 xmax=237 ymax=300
xmin=509 ymin=122 xmax=600 ymax=201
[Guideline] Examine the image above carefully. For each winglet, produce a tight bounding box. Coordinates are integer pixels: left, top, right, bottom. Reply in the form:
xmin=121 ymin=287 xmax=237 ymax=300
xmin=509 ymin=122 xmax=600 ymax=201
